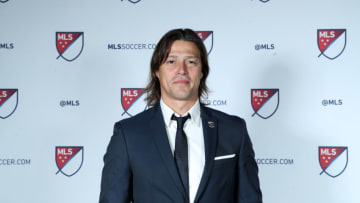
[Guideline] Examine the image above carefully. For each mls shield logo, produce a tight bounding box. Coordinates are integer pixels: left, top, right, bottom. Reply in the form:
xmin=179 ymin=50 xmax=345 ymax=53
xmin=0 ymin=89 xmax=18 ymax=119
xmin=121 ymin=88 xmax=147 ymax=117
xmin=55 ymin=146 xmax=84 ymax=177
xmin=251 ymin=89 xmax=279 ymax=119
xmin=56 ymin=32 xmax=84 ymax=62
xmin=317 ymin=29 xmax=346 ymax=60
xmin=196 ymin=31 xmax=213 ymax=55
xmin=319 ymin=146 xmax=348 ymax=178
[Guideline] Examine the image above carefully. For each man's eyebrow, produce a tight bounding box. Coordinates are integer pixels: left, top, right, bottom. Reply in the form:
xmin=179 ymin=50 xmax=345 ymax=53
xmin=185 ymin=55 xmax=200 ymax=59
xmin=167 ymin=55 xmax=178 ymax=58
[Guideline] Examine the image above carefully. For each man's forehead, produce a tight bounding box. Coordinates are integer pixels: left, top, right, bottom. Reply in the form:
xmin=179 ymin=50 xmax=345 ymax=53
xmin=167 ymin=55 xmax=199 ymax=59
xmin=168 ymin=40 xmax=200 ymax=56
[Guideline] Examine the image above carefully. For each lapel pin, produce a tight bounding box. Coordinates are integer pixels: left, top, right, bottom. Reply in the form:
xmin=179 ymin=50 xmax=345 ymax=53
xmin=208 ymin=121 xmax=215 ymax=128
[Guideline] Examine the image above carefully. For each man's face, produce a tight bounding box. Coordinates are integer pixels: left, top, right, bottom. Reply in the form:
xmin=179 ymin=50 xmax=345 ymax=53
xmin=156 ymin=40 xmax=203 ymax=103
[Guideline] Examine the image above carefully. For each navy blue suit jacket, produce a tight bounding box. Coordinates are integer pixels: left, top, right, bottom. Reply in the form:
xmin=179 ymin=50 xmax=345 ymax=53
xmin=99 ymin=104 xmax=262 ymax=203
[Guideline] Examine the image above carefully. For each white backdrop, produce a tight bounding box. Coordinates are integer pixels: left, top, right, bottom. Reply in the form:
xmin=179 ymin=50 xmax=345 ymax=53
xmin=1 ymin=0 xmax=359 ymax=202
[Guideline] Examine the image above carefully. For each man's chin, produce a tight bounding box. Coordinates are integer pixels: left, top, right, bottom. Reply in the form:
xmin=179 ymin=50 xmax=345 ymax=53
xmin=171 ymin=92 xmax=194 ymax=101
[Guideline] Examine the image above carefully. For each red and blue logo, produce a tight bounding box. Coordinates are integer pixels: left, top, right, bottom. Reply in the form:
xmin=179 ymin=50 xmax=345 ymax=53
xmin=319 ymin=146 xmax=348 ymax=178
xmin=196 ymin=31 xmax=213 ymax=55
xmin=0 ymin=89 xmax=18 ymax=119
xmin=251 ymin=89 xmax=279 ymax=119
xmin=56 ymin=32 xmax=84 ymax=62
xmin=121 ymin=88 xmax=147 ymax=117
xmin=317 ymin=29 xmax=346 ymax=60
xmin=55 ymin=146 xmax=84 ymax=177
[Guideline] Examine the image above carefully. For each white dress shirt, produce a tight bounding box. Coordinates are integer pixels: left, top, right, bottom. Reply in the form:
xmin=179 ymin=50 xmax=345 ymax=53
xmin=160 ymin=99 xmax=205 ymax=203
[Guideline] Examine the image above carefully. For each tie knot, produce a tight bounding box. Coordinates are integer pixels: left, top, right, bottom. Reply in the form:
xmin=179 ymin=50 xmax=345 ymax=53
xmin=171 ymin=114 xmax=191 ymax=129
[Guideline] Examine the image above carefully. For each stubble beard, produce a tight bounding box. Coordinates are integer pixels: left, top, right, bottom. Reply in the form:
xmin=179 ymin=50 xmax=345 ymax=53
xmin=169 ymin=81 xmax=200 ymax=102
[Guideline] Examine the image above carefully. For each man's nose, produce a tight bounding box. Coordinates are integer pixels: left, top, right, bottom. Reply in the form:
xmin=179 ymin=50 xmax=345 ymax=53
xmin=177 ymin=61 xmax=188 ymax=74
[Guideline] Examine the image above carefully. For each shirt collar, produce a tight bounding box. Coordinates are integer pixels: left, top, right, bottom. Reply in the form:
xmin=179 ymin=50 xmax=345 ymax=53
xmin=160 ymin=99 xmax=201 ymax=128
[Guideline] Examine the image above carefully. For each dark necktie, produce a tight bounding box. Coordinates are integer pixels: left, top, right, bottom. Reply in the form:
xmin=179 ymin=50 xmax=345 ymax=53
xmin=171 ymin=114 xmax=191 ymax=199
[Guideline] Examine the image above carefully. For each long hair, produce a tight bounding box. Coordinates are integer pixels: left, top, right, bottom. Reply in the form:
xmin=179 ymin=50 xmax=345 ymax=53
xmin=144 ymin=28 xmax=210 ymax=107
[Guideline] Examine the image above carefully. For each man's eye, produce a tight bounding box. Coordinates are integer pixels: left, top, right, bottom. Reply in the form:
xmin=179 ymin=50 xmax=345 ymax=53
xmin=167 ymin=60 xmax=175 ymax=64
xmin=187 ymin=60 xmax=197 ymax=65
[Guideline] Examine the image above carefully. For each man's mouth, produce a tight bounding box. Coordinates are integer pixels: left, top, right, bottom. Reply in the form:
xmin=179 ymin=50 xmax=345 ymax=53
xmin=173 ymin=79 xmax=190 ymax=85
xmin=174 ymin=80 xmax=189 ymax=84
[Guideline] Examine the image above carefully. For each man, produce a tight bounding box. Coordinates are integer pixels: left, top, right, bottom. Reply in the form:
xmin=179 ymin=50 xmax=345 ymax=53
xmin=99 ymin=28 xmax=262 ymax=203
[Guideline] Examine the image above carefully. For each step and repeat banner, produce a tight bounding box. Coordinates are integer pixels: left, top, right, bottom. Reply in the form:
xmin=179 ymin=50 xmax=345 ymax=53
xmin=1 ymin=0 xmax=359 ymax=202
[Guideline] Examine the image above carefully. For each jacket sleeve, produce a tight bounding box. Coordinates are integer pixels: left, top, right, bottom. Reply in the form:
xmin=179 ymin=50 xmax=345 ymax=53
xmin=99 ymin=122 xmax=133 ymax=203
xmin=236 ymin=119 xmax=262 ymax=203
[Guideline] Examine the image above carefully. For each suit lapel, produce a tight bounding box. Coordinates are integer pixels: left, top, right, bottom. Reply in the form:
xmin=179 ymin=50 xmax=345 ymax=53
xmin=150 ymin=104 xmax=187 ymax=200
xmin=194 ymin=106 xmax=218 ymax=203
